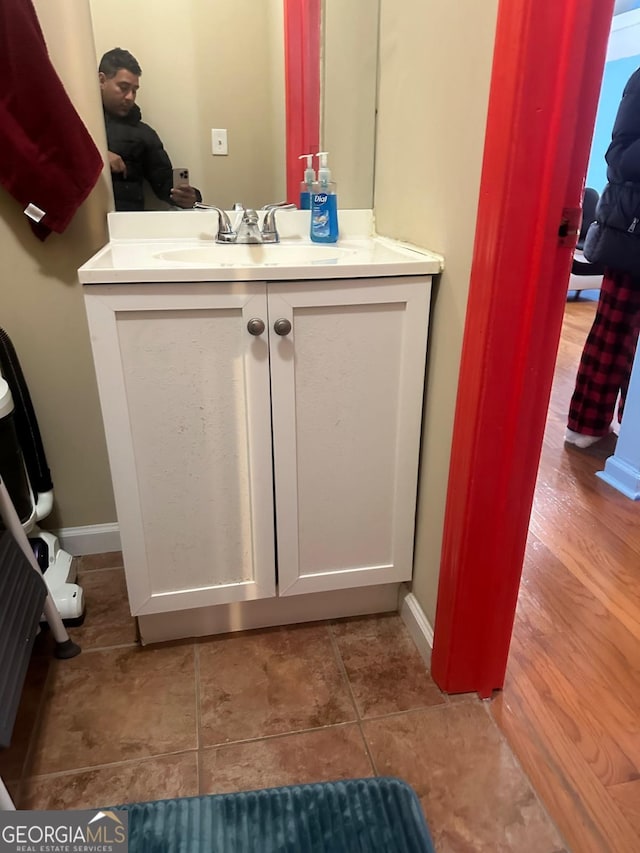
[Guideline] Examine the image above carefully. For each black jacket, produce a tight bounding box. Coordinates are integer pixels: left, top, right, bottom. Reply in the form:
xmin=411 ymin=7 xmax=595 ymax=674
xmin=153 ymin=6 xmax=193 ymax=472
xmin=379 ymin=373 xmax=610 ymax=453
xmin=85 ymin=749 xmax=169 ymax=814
xmin=104 ymin=105 xmax=174 ymax=211
xmin=584 ymin=68 xmax=640 ymax=275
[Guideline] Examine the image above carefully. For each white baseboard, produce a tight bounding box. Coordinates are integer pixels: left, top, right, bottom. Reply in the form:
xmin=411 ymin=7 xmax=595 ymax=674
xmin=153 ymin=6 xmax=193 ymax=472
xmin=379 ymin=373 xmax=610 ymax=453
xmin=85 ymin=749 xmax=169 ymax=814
xmin=398 ymin=585 xmax=434 ymax=668
xmin=55 ymin=523 xmax=121 ymax=556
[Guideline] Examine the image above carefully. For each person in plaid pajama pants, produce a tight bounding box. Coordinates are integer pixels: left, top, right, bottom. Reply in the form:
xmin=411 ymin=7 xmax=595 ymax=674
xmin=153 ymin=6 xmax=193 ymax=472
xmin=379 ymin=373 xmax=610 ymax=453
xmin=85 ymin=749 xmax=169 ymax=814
xmin=566 ymin=66 xmax=640 ymax=449
xmin=566 ymin=269 xmax=640 ymax=447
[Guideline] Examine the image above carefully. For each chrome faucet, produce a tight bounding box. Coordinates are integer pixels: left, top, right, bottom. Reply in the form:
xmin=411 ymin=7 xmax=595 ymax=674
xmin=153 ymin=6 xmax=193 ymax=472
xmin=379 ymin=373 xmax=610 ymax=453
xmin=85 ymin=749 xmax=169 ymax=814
xmin=235 ymin=207 xmax=262 ymax=244
xmin=194 ymin=200 xmax=296 ymax=244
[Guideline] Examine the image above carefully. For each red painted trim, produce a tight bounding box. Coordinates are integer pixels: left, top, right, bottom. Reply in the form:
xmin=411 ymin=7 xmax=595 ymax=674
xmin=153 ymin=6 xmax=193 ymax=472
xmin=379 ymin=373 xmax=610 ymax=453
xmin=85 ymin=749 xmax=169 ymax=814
xmin=430 ymin=0 xmax=615 ymax=697
xmin=283 ymin=0 xmax=321 ymax=204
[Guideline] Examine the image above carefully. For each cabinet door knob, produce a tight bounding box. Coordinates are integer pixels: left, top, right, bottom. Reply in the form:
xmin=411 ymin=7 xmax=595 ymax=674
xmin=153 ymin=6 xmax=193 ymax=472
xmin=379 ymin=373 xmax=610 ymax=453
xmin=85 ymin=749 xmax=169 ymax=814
xmin=247 ymin=318 xmax=265 ymax=336
xmin=274 ymin=318 xmax=292 ymax=336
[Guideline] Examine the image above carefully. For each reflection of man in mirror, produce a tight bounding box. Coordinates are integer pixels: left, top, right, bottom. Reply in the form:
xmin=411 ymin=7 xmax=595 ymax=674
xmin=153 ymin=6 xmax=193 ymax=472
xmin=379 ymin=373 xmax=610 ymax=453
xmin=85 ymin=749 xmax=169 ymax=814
xmin=98 ymin=48 xmax=201 ymax=211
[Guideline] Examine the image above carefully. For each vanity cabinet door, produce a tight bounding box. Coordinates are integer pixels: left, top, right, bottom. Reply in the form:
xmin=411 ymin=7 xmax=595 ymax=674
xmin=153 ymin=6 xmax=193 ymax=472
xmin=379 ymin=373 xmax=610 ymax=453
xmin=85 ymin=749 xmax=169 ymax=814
xmin=268 ymin=276 xmax=431 ymax=596
xmin=84 ymin=283 xmax=276 ymax=615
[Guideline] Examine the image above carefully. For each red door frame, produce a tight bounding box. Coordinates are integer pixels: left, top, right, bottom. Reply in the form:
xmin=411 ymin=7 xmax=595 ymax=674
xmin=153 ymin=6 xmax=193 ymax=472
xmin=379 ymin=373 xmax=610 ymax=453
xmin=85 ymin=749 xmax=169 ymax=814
xmin=283 ymin=0 xmax=321 ymax=204
xmin=431 ymin=0 xmax=616 ymax=697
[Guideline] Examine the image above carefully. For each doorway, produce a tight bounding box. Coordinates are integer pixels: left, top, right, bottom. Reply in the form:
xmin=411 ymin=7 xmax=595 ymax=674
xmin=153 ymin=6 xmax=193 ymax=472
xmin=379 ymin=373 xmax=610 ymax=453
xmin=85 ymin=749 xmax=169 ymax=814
xmin=430 ymin=0 xmax=618 ymax=696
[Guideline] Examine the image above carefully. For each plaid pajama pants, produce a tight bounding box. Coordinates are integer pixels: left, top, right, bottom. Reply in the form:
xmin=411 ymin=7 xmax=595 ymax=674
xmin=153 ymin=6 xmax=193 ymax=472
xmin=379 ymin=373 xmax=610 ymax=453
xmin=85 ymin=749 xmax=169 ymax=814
xmin=568 ymin=268 xmax=640 ymax=435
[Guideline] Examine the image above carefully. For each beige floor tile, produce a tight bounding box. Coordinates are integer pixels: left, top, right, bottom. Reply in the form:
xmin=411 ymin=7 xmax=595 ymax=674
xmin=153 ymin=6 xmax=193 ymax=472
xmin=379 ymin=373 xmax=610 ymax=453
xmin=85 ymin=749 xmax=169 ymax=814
xmin=364 ymin=704 xmax=566 ymax=853
xmin=20 ymin=752 xmax=198 ymax=809
xmin=447 ymin=691 xmax=480 ymax=704
xmin=331 ymin=614 xmax=446 ymax=717
xmin=200 ymin=724 xmax=373 ymax=795
xmin=4 ymin=547 xmax=571 ymax=849
xmin=27 ymin=644 xmax=196 ymax=776
xmin=77 ymin=552 xmax=124 ymax=572
xmin=73 ymin=568 xmax=137 ymax=650
xmin=198 ymin=623 xmax=355 ymax=747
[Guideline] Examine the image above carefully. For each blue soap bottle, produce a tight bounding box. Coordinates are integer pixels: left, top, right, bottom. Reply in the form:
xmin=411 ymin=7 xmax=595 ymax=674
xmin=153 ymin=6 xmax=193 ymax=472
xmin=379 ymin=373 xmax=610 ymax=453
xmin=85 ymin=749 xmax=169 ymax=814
xmin=298 ymin=154 xmax=315 ymax=210
xmin=310 ymin=151 xmax=339 ymax=243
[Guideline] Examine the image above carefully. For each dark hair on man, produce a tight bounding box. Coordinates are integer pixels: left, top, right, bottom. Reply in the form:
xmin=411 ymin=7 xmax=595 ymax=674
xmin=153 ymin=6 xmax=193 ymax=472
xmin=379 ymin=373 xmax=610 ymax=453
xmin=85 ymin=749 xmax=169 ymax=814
xmin=99 ymin=48 xmax=142 ymax=78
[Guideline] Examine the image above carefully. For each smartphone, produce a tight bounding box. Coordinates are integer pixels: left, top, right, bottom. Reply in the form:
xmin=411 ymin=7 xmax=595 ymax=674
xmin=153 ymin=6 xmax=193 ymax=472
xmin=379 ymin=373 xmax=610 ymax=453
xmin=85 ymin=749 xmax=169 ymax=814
xmin=172 ymin=168 xmax=190 ymax=189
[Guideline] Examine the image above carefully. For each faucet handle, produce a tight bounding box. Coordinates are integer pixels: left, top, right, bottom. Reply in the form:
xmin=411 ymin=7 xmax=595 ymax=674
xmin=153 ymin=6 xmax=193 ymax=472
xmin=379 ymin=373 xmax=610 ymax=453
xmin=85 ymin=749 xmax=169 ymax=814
xmin=261 ymin=202 xmax=297 ymax=243
xmin=193 ymin=203 xmax=236 ymax=243
xmin=263 ymin=201 xmax=296 ymax=211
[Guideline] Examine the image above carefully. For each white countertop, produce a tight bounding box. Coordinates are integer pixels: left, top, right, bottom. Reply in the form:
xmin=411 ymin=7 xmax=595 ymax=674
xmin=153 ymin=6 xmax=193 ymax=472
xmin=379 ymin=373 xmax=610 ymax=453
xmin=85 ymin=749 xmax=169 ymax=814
xmin=78 ymin=210 xmax=444 ymax=284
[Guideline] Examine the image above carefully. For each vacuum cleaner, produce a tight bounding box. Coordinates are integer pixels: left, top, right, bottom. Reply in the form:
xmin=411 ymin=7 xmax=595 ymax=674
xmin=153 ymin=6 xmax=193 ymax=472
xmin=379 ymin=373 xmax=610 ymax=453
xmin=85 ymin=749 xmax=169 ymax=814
xmin=0 ymin=327 xmax=84 ymax=624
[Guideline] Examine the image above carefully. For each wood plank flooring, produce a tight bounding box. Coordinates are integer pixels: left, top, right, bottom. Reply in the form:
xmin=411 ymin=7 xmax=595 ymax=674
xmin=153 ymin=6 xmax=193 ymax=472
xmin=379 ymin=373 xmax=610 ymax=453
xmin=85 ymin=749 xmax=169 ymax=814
xmin=491 ymin=297 xmax=640 ymax=853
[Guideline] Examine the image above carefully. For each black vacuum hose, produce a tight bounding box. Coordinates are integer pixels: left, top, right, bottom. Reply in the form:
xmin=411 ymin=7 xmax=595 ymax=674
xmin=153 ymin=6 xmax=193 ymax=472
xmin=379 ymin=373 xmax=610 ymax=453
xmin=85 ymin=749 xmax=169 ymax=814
xmin=0 ymin=328 xmax=53 ymax=494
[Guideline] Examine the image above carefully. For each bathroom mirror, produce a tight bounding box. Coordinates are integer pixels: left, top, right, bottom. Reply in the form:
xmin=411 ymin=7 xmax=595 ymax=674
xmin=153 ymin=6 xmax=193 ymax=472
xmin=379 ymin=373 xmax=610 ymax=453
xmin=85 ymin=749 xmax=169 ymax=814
xmin=89 ymin=0 xmax=378 ymax=211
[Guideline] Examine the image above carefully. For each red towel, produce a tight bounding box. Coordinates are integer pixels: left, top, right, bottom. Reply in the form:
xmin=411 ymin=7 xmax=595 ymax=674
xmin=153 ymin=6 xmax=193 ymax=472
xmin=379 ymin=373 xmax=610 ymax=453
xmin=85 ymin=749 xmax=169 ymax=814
xmin=0 ymin=0 xmax=103 ymax=240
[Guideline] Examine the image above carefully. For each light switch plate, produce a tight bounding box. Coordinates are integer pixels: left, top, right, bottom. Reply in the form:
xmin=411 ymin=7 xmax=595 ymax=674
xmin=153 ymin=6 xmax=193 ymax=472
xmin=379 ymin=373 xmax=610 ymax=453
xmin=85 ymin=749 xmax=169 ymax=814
xmin=212 ymin=128 xmax=228 ymax=156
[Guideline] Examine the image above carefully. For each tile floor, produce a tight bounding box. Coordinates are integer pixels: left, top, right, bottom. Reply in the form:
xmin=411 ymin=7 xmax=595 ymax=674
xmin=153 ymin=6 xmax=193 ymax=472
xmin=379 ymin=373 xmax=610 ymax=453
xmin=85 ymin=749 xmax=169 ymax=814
xmin=2 ymin=553 xmax=568 ymax=852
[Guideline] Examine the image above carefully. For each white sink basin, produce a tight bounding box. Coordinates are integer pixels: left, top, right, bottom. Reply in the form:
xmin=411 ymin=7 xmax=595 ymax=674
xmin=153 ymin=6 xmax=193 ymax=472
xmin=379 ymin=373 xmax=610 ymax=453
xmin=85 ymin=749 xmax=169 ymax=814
xmin=155 ymin=244 xmax=355 ymax=266
xmin=78 ymin=211 xmax=444 ymax=284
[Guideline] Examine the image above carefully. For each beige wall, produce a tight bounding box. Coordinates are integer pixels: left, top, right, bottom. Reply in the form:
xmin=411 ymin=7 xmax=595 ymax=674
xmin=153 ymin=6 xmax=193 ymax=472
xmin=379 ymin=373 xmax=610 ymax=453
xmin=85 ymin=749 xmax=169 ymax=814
xmin=2 ymin=0 xmax=115 ymax=529
xmin=323 ymin=0 xmax=378 ymax=208
xmin=89 ymin=0 xmax=286 ymax=210
xmin=375 ymin=0 xmax=499 ymax=623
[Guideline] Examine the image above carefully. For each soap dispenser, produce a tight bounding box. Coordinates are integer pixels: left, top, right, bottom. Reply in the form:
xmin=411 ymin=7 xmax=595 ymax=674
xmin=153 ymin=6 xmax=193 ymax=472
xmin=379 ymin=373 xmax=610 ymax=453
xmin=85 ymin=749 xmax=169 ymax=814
xmin=298 ymin=154 xmax=316 ymax=210
xmin=310 ymin=151 xmax=339 ymax=243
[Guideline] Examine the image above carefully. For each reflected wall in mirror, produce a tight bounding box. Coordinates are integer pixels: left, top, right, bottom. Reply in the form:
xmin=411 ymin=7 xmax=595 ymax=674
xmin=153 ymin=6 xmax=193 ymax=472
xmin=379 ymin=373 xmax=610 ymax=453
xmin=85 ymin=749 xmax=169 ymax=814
xmin=320 ymin=0 xmax=378 ymax=208
xmin=89 ymin=0 xmax=285 ymax=210
xmin=89 ymin=0 xmax=378 ymax=211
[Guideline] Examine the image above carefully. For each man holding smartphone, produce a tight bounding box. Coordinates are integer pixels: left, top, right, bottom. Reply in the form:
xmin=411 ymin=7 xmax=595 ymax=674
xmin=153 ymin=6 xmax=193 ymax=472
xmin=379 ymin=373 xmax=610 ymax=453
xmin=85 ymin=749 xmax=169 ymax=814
xmin=98 ymin=48 xmax=201 ymax=211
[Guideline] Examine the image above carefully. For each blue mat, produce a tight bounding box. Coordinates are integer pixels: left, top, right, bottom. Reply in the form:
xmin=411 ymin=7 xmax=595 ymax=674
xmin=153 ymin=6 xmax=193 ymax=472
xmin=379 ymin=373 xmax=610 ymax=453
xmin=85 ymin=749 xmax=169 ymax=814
xmin=116 ymin=777 xmax=435 ymax=853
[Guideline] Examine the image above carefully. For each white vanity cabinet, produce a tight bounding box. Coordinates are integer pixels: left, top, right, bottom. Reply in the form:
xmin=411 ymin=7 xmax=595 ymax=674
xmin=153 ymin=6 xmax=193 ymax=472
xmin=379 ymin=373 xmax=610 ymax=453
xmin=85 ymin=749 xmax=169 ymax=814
xmin=85 ymin=283 xmax=276 ymax=616
xmin=84 ymin=275 xmax=432 ymax=622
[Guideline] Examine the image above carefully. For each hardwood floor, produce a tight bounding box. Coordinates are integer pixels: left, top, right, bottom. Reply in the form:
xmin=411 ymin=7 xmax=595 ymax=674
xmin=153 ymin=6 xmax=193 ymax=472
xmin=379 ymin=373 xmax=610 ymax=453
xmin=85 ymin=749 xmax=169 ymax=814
xmin=491 ymin=296 xmax=640 ymax=853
